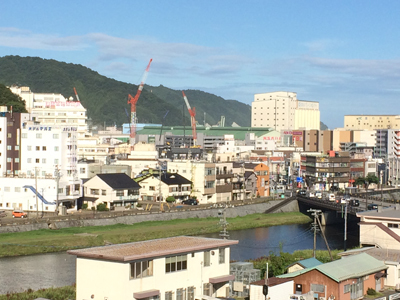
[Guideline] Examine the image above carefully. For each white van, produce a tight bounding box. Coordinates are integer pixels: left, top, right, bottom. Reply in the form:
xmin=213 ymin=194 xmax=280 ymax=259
xmin=328 ymin=193 xmax=336 ymax=201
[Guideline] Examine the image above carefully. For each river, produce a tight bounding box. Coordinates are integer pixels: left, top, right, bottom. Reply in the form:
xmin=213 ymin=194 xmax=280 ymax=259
xmin=0 ymin=222 xmax=359 ymax=294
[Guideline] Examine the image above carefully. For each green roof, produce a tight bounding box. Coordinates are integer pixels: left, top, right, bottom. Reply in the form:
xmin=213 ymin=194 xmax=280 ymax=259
xmin=278 ymin=253 xmax=387 ymax=282
xmin=137 ymin=126 xmax=273 ymax=140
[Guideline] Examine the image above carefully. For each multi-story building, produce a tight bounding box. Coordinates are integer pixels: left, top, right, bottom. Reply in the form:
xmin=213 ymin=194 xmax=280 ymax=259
xmin=251 ymin=92 xmax=320 ymax=131
xmin=68 ymin=236 xmax=238 ymax=300
xmin=254 ymin=163 xmax=270 ymax=197
xmin=301 ymin=151 xmax=350 ymax=190
xmin=344 ymin=115 xmax=400 ymax=130
xmin=10 ymin=86 xmax=88 ymax=138
xmin=20 ymin=122 xmax=81 ymax=209
xmin=167 ymin=160 xmax=216 ymax=203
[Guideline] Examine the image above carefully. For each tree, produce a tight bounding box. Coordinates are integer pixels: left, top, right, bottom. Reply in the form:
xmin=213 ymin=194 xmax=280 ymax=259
xmin=355 ymin=174 xmax=379 ymax=190
xmin=0 ymin=84 xmax=27 ymax=112
xmin=166 ymin=196 xmax=176 ymax=203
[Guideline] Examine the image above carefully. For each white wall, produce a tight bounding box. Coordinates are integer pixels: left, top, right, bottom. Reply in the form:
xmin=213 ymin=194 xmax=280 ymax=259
xmin=250 ymin=280 xmax=294 ymax=300
xmin=76 ymin=247 xmax=232 ymax=300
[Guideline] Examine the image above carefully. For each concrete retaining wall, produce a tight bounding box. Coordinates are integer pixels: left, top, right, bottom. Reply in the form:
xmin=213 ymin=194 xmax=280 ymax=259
xmin=0 ymin=200 xmax=299 ymax=233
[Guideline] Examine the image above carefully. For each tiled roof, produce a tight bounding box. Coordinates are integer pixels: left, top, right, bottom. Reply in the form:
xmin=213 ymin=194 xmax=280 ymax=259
xmin=251 ymin=277 xmax=293 ymax=287
xmin=96 ymin=173 xmax=141 ymax=190
xmin=68 ymin=236 xmax=238 ymax=262
xmin=153 ymin=173 xmax=192 ymax=185
xmin=278 ymin=253 xmax=387 ymax=282
xmin=340 ymin=247 xmax=400 ymax=263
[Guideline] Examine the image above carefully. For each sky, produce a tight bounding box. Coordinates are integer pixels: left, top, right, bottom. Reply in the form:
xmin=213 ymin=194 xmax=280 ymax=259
xmin=1 ymin=1 xmax=400 ymax=129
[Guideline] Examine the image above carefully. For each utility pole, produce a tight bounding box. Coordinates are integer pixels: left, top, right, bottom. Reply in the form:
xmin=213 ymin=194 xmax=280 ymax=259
xmin=218 ymin=206 xmax=229 ymax=239
xmin=344 ymin=200 xmax=348 ymax=251
xmin=35 ymin=167 xmax=38 ymax=219
xmin=54 ymin=165 xmax=61 ymax=215
xmin=307 ymin=208 xmax=321 ymax=258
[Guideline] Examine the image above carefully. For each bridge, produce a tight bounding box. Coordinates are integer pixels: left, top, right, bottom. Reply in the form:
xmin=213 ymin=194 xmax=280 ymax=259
xmin=270 ymin=188 xmax=400 ymax=225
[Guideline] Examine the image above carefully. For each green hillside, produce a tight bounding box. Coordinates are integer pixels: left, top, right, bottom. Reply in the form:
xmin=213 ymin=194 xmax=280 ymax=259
xmin=0 ymin=56 xmax=251 ymax=127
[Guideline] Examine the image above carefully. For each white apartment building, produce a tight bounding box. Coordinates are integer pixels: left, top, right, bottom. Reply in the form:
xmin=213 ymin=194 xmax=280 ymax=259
xmin=167 ymin=161 xmax=217 ymax=203
xmin=251 ymin=91 xmax=320 ymax=131
xmin=20 ymin=123 xmax=81 ymax=209
xmin=10 ymin=86 xmax=88 ymax=138
xmin=68 ymin=236 xmax=238 ymax=300
xmin=0 ymin=108 xmax=7 ymax=176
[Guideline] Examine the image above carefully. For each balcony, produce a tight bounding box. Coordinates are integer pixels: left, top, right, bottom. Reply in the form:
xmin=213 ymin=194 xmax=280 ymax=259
xmin=216 ymin=184 xmax=233 ymax=193
xmin=216 ymin=170 xmax=234 ymax=179
xmin=204 ymin=187 xmax=215 ymax=194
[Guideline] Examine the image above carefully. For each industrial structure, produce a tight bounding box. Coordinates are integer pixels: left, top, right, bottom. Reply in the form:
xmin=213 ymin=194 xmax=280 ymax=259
xmin=182 ymin=91 xmax=197 ymax=146
xmin=127 ymin=59 xmax=152 ymax=149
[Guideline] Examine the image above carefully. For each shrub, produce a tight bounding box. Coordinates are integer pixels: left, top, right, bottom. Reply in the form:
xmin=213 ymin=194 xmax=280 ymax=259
xmin=367 ymin=288 xmax=377 ymax=295
xmin=96 ymin=203 xmax=109 ymax=211
xmin=166 ymin=196 xmax=176 ymax=203
xmin=136 ymin=202 xmax=142 ymax=208
xmin=82 ymin=203 xmax=88 ymax=210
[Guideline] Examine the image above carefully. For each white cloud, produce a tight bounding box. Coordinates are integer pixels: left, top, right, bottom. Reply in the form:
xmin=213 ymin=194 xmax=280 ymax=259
xmin=0 ymin=27 xmax=87 ymax=51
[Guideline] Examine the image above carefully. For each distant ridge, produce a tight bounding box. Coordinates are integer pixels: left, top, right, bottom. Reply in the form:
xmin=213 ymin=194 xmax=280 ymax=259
xmin=0 ymin=55 xmax=251 ymax=127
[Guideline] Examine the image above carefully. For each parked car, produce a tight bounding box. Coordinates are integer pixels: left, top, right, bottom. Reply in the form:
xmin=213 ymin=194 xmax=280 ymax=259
xmin=328 ymin=193 xmax=336 ymax=201
xmin=367 ymin=203 xmax=378 ymax=210
xmin=0 ymin=210 xmax=7 ymax=218
xmin=315 ymin=191 xmax=322 ymax=199
xmin=330 ymin=186 xmax=339 ymax=192
xmin=297 ymin=190 xmax=307 ymax=196
xmin=181 ymin=199 xmax=198 ymax=205
xmin=12 ymin=210 xmax=28 ymax=218
xmin=307 ymin=192 xmax=315 ymax=198
xmin=349 ymin=199 xmax=360 ymax=207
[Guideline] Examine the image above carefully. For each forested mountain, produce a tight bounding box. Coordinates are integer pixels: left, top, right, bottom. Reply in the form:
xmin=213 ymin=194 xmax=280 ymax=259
xmin=0 ymin=56 xmax=251 ymax=127
xmin=0 ymin=83 xmax=27 ymax=112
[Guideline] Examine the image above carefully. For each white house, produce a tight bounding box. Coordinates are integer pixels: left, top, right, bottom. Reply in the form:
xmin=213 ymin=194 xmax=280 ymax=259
xmin=68 ymin=236 xmax=238 ymax=300
xmin=135 ymin=172 xmax=192 ymax=202
xmin=83 ymin=173 xmax=141 ymax=209
xmin=357 ymin=204 xmax=400 ymax=249
xmin=250 ymin=278 xmax=294 ymax=300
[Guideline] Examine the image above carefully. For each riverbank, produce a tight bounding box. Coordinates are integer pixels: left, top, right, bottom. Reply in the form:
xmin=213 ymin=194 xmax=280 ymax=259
xmin=0 ymin=285 xmax=75 ymax=300
xmin=0 ymin=212 xmax=311 ymax=257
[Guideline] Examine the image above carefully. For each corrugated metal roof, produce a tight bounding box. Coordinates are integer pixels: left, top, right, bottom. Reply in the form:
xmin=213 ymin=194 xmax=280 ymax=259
xmin=137 ymin=126 xmax=273 ymax=140
xmin=68 ymin=236 xmax=238 ymax=262
xmin=278 ymin=253 xmax=387 ymax=282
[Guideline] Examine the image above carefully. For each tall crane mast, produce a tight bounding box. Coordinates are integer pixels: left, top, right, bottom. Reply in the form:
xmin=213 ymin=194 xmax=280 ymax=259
xmin=73 ymin=87 xmax=80 ymax=102
xmin=128 ymin=59 xmax=152 ymax=149
xmin=182 ymin=91 xmax=197 ymax=146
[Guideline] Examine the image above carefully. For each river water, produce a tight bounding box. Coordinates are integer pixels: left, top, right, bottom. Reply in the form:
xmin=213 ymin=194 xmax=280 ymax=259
xmin=0 ymin=222 xmax=359 ymax=294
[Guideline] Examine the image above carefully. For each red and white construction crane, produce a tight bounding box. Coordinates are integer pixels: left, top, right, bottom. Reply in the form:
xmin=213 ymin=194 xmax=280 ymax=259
xmin=182 ymin=91 xmax=197 ymax=146
xmin=128 ymin=59 xmax=153 ymax=149
xmin=73 ymin=87 xmax=80 ymax=102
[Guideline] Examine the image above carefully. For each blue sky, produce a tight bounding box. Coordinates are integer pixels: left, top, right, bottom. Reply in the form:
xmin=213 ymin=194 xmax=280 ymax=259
xmin=1 ymin=1 xmax=400 ymax=128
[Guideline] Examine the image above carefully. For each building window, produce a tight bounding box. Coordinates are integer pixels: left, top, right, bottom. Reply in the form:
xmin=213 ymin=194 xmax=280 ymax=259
xmin=7 ymin=158 xmax=11 ymax=162
xmin=116 ymin=190 xmax=124 ymax=196
xmin=203 ymin=283 xmax=212 ymax=296
xmin=149 ymin=186 xmax=155 ymax=191
xmin=388 ymin=223 xmax=399 ymax=228
xmin=204 ymin=250 xmax=211 ymax=267
xmin=102 ymin=190 xmax=106 ymax=196
xmin=344 ymin=284 xmax=350 ymax=293
xmin=165 ymin=291 xmax=172 ymax=300
xmin=54 ymin=159 xmax=59 ymax=164
xmin=36 ymin=133 xmax=42 ymax=139
xmin=80 ymin=168 xmax=86 ymax=174
xmin=27 ymin=158 xmax=32 ymax=163
xmin=36 ymin=146 xmax=40 ymax=151
xmin=165 ymin=255 xmax=187 ymax=273
xmin=15 ymin=145 xmax=19 ymax=150
xmin=15 ymin=158 xmax=19 ymax=163
xmin=22 ymin=133 xmax=27 ymax=138
xmin=219 ymin=248 xmax=225 ymax=264
xmin=42 ymin=146 xmax=46 ymax=151
xmin=14 ymin=187 xmax=21 ymax=192
xmin=27 ymin=146 xmax=32 ymax=151
xmin=7 ymin=133 xmax=11 ymax=138
xmin=7 ymin=145 xmax=11 ymax=150
xmin=53 ymin=134 xmax=59 ymax=139
xmin=310 ymin=284 xmax=325 ymax=293
xmin=54 ymin=146 xmax=59 ymax=151
xmin=90 ymin=189 xmax=99 ymax=195
xmin=130 ymin=259 xmax=153 ymax=279
xmin=176 ymin=289 xmax=185 ymax=300
xmin=42 ymin=158 xmax=46 ymax=163
xmin=4 ymin=187 xmax=10 ymax=192
xmin=187 ymin=287 xmax=195 ymax=300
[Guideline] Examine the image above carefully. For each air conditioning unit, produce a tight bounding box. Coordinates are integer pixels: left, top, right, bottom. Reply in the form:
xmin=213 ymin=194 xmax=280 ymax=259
xmin=319 ymin=297 xmax=326 ymax=300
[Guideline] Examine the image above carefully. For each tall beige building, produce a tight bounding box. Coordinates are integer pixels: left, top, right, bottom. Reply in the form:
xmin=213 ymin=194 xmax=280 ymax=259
xmin=251 ymin=91 xmax=320 ymax=131
xmin=344 ymin=115 xmax=400 ymax=130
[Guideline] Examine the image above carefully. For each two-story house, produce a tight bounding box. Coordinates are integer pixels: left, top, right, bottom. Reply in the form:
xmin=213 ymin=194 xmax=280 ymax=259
xmin=68 ymin=236 xmax=238 ymax=300
xmin=83 ymin=173 xmax=141 ymax=209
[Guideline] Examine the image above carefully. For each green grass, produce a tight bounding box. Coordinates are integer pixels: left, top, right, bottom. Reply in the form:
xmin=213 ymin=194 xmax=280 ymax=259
xmin=0 ymin=285 xmax=75 ymax=300
xmin=0 ymin=212 xmax=311 ymax=257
